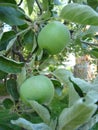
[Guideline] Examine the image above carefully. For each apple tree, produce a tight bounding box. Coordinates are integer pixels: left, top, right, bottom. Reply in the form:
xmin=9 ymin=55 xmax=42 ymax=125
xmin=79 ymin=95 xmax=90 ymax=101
xmin=0 ymin=0 xmax=98 ymax=130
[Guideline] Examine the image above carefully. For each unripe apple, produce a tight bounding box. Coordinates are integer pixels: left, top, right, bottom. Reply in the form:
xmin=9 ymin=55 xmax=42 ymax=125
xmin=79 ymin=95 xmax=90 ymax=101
xmin=19 ymin=75 xmax=54 ymax=104
xmin=38 ymin=21 xmax=70 ymax=54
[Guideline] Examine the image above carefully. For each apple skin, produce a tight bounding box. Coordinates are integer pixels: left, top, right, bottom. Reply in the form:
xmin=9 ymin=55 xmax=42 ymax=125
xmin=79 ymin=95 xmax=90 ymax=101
xmin=19 ymin=75 xmax=54 ymax=104
xmin=38 ymin=21 xmax=70 ymax=54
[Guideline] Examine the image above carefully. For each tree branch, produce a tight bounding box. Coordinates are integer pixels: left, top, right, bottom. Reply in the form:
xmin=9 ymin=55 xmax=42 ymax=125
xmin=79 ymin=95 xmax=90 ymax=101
xmin=35 ymin=0 xmax=42 ymax=15
xmin=12 ymin=49 xmax=26 ymax=62
xmin=17 ymin=0 xmax=23 ymax=6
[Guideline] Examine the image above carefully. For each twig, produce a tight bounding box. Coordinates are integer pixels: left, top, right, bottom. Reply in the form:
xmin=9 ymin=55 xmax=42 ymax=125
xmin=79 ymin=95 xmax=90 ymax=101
xmin=25 ymin=17 xmax=32 ymax=23
xmin=35 ymin=0 xmax=42 ymax=15
xmin=17 ymin=0 xmax=23 ymax=6
xmin=12 ymin=49 xmax=26 ymax=62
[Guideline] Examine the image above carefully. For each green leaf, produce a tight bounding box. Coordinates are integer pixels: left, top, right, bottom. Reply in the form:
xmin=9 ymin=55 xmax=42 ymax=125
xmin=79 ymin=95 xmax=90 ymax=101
xmin=0 ymin=56 xmax=24 ymax=73
xmin=31 ymin=35 xmax=38 ymax=53
xmin=6 ymin=37 xmax=17 ymax=51
xmin=53 ymin=69 xmax=73 ymax=85
xmin=78 ymin=114 xmax=98 ymax=130
xmin=0 ymin=31 xmax=16 ymax=51
xmin=60 ymin=3 xmax=98 ymax=25
xmin=0 ymin=124 xmax=21 ymax=130
xmin=58 ymin=99 xmax=97 ymax=130
xmin=0 ymin=70 xmax=7 ymax=79
xmin=91 ymin=122 xmax=98 ymax=130
xmin=2 ymin=98 xmax=14 ymax=109
xmin=36 ymin=48 xmax=43 ymax=61
xmin=0 ymin=110 xmax=11 ymax=122
xmin=42 ymin=0 xmax=49 ymax=11
xmin=87 ymin=0 xmax=98 ymax=9
xmin=0 ymin=109 xmax=20 ymax=130
xmin=18 ymin=23 xmax=29 ymax=30
xmin=17 ymin=67 xmax=26 ymax=88
xmin=25 ymin=0 xmax=35 ymax=15
xmin=90 ymin=48 xmax=98 ymax=58
xmin=53 ymin=69 xmax=80 ymax=106
xmin=23 ymin=29 xmax=34 ymax=52
xmin=0 ymin=125 xmax=13 ymax=130
xmin=11 ymin=118 xmax=52 ymax=130
xmin=68 ymin=83 xmax=80 ymax=107
xmin=0 ymin=110 xmax=17 ymax=124
xmin=95 ymin=34 xmax=98 ymax=40
xmin=84 ymin=90 xmax=98 ymax=104
xmin=70 ymin=78 xmax=84 ymax=97
xmin=70 ymin=77 xmax=92 ymax=93
xmin=52 ymin=79 xmax=62 ymax=88
xmin=6 ymin=79 xmax=19 ymax=101
xmin=49 ymin=119 xmax=57 ymax=130
xmin=39 ymin=56 xmax=57 ymax=70
xmin=0 ymin=82 xmax=7 ymax=96
xmin=0 ymin=3 xmax=25 ymax=25
xmin=81 ymin=26 xmax=98 ymax=38
xmin=51 ymin=79 xmax=62 ymax=96
xmin=29 ymin=100 xmax=50 ymax=124
xmin=0 ymin=0 xmax=17 ymax=4
xmin=39 ymin=11 xmax=51 ymax=21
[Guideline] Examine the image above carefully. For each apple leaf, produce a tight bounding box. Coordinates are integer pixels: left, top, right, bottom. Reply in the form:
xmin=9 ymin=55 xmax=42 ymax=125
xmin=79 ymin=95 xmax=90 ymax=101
xmin=53 ymin=69 xmax=80 ymax=106
xmin=70 ymin=77 xmax=92 ymax=93
xmin=23 ymin=29 xmax=34 ymax=52
xmin=60 ymin=3 xmax=98 ymax=25
xmin=70 ymin=77 xmax=84 ymax=97
xmin=0 ymin=31 xmax=16 ymax=51
xmin=53 ymin=69 xmax=73 ymax=85
xmin=87 ymin=0 xmax=98 ymax=9
xmin=11 ymin=118 xmax=52 ymax=130
xmin=0 ymin=56 xmax=24 ymax=73
xmin=17 ymin=67 xmax=26 ymax=88
xmin=0 ymin=0 xmax=17 ymax=4
xmin=6 ymin=37 xmax=17 ymax=51
xmin=83 ymin=26 xmax=98 ymax=36
xmin=0 ymin=70 xmax=7 ymax=79
xmin=78 ymin=114 xmax=98 ymax=130
xmin=28 ymin=100 xmax=50 ymax=124
xmin=0 ymin=109 xmax=20 ymax=130
xmin=2 ymin=98 xmax=14 ymax=109
xmin=0 ymin=3 xmax=25 ymax=25
xmin=6 ymin=79 xmax=19 ymax=101
xmin=42 ymin=0 xmax=49 ymax=11
xmin=84 ymin=90 xmax=98 ymax=105
xmin=58 ymin=99 xmax=97 ymax=130
xmin=90 ymin=48 xmax=98 ymax=58
xmin=25 ymin=0 xmax=35 ymax=15
xmin=68 ymin=83 xmax=80 ymax=107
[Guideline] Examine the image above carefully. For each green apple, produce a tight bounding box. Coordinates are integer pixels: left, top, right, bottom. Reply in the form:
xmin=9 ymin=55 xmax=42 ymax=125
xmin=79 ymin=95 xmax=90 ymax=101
xmin=38 ymin=21 xmax=70 ymax=54
xmin=19 ymin=75 xmax=54 ymax=104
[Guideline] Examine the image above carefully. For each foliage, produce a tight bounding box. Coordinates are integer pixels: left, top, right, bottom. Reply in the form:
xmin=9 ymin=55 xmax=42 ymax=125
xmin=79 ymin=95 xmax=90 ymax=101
xmin=0 ymin=0 xmax=98 ymax=130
